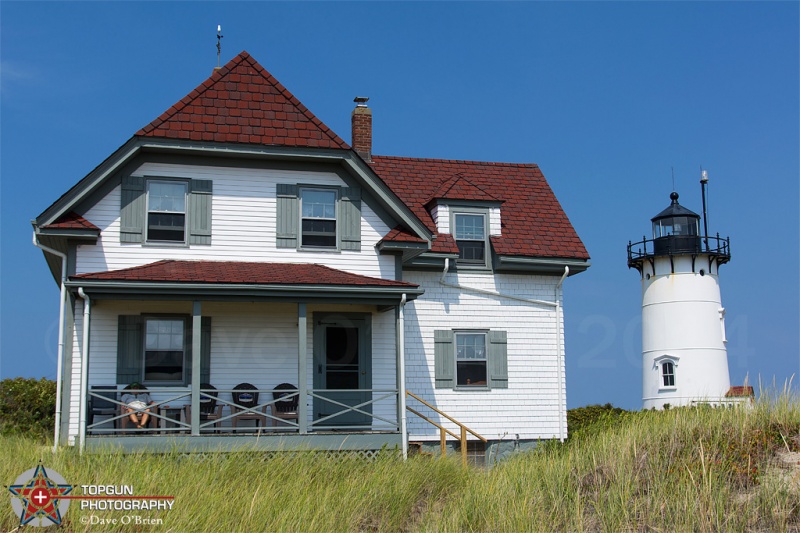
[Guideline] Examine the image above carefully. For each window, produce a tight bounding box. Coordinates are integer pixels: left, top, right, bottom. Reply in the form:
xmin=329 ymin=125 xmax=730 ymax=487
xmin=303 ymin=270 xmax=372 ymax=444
xmin=454 ymin=212 xmax=489 ymax=267
xmin=456 ymin=332 xmax=488 ymax=387
xmin=116 ymin=315 xmax=211 ymax=386
xmin=434 ymin=329 xmax=507 ymax=389
xmin=300 ymin=188 xmax=337 ymax=248
xmin=661 ymin=361 xmax=675 ymax=387
xmin=146 ymin=181 xmax=188 ymax=242
xmin=119 ymin=176 xmax=212 ymax=245
xmin=143 ymin=318 xmax=186 ymax=382
xmin=276 ymin=184 xmax=362 ymax=251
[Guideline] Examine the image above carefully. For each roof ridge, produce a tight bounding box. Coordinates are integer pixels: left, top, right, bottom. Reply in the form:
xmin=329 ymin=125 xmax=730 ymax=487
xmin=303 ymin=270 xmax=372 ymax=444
xmin=372 ymin=154 xmax=539 ymax=168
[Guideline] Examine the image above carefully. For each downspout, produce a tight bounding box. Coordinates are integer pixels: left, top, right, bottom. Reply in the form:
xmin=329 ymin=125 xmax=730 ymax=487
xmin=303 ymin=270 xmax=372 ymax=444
xmin=555 ymin=266 xmax=569 ymax=442
xmin=440 ymin=260 xmax=570 ymax=441
xmin=397 ymin=293 xmax=408 ymax=459
xmin=32 ymin=231 xmax=68 ymax=452
xmin=76 ymin=288 xmax=91 ymax=454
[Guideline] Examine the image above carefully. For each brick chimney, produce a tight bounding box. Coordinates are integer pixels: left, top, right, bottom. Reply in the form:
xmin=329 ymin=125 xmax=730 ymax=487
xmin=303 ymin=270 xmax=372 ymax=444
xmin=351 ymin=97 xmax=372 ymax=162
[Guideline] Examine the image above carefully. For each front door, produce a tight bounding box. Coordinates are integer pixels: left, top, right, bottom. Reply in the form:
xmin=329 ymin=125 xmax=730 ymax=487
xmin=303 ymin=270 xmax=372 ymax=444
xmin=313 ymin=314 xmax=371 ymax=428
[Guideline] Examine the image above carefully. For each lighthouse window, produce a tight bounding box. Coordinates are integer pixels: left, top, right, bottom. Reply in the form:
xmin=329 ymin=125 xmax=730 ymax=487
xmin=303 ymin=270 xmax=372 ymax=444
xmin=661 ymin=361 xmax=675 ymax=387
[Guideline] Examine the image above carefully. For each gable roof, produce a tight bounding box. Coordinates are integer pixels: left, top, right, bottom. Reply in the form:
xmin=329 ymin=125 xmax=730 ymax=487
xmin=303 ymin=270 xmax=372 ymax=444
xmin=427 ymin=174 xmax=502 ymax=204
xmin=369 ymin=156 xmax=589 ymax=260
xmin=136 ymin=51 xmax=349 ymax=150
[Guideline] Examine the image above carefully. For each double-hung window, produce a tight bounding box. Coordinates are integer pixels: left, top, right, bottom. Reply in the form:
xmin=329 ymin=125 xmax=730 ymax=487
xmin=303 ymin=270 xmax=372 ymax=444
xmin=453 ymin=212 xmax=489 ymax=267
xmin=146 ymin=181 xmax=188 ymax=243
xmin=143 ymin=318 xmax=186 ymax=383
xmin=456 ymin=332 xmax=488 ymax=387
xmin=434 ymin=329 xmax=507 ymax=390
xmin=300 ymin=188 xmax=338 ymax=248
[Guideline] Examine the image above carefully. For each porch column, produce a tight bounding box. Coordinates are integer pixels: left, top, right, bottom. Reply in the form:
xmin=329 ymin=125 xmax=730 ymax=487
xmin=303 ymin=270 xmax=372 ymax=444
xmin=297 ymin=303 xmax=308 ymax=434
xmin=191 ymin=301 xmax=202 ymax=436
xmin=77 ymin=289 xmax=91 ymax=453
xmin=396 ymin=295 xmax=408 ymax=459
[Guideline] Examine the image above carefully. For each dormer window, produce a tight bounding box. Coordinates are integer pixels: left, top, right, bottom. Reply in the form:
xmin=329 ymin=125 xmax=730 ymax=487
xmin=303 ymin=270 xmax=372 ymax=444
xmin=301 ymin=188 xmax=338 ymax=248
xmin=453 ymin=212 xmax=489 ymax=268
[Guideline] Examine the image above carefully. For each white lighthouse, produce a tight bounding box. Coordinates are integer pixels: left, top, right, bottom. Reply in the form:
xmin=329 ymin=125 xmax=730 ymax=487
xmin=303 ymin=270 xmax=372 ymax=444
xmin=628 ymin=179 xmax=732 ymax=409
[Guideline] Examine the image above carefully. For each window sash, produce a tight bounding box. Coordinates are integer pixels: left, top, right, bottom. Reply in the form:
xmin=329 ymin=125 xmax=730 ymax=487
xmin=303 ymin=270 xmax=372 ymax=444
xmin=300 ymin=188 xmax=337 ymax=248
xmin=454 ymin=213 xmax=487 ymax=265
xmin=661 ymin=361 xmax=675 ymax=387
xmin=146 ymin=180 xmax=187 ymax=242
xmin=143 ymin=318 xmax=185 ymax=383
xmin=455 ymin=332 xmax=487 ymax=387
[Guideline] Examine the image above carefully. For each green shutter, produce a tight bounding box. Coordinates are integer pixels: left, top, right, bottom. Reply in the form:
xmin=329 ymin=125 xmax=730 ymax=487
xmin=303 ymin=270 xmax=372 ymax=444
xmin=434 ymin=330 xmax=454 ymax=389
xmin=276 ymin=184 xmax=299 ymax=248
xmin=188 ymin=179 xmax=213 ymax=245
xmin=117 ymin=315 xmax=143 ymax=384
xmin=120 ymin=176 xmax=145 ymax=243
xmin=488 ymin=330 xmax=508 ymax=389
xmin=340 ymin=186 xmax=362 ymax=251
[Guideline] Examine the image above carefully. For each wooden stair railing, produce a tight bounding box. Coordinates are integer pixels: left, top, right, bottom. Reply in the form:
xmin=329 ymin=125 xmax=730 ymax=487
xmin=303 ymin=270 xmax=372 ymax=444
xmin=406 ymin=390 xmax=487 ymax=466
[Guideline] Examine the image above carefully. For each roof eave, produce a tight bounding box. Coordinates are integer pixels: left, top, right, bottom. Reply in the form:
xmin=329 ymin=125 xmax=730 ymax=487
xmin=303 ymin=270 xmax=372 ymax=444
xmin=64 ymin=279 xmax=424 ymax=304
xmin=495 ymin=255 xmax=591 ymax=275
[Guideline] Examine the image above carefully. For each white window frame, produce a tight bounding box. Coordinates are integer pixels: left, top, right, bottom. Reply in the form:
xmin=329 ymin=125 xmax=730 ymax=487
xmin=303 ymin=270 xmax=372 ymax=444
xmin=145 ymin=179 xmax=188 ymax=244
xmin=454 ymin=331 xmax=489 ymax=390
xmin=451 ymin=209 xmax=491 ymax=269
xmin=142 ymin=316 xmax=187 ymax=385
xmin=299 ymin=187 xmax=339 ymax=250
xmin=654 ymin=355 xmax=679 ymax=391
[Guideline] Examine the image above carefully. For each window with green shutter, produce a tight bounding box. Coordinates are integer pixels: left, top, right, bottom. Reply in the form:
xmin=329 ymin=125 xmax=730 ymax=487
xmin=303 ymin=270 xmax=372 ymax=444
xmin=434 ymin=329 xmax=508 ymax=390
xmin=117 ymin=315 xmax=211 ymax=386
xmin=119 ymin=176 xmax=212 ymax=245
xmin=276 ymin=183 xmax=361 ymax=251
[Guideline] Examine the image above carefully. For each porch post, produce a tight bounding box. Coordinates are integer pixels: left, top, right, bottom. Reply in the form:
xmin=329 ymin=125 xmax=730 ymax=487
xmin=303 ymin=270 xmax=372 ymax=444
xmin=297 ymin=303 xmax=308 ymax=434
xmin=191 ymin=301 xmax=201 ymax=436
xmin=396 ymin=295 xmax=408 ymax=459
xmin=77 ymin=289 xmax=91 ymax=453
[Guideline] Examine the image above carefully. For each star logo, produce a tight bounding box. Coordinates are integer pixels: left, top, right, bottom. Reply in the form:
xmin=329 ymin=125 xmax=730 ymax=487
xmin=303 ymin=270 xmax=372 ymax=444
xmin=8 ymin=462 xmax=72 ymax=527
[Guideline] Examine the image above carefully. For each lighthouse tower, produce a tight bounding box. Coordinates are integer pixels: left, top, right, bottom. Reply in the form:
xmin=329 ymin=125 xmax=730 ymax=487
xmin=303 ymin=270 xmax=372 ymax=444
xmin=627 ymin=180 xmax=732 ymax=409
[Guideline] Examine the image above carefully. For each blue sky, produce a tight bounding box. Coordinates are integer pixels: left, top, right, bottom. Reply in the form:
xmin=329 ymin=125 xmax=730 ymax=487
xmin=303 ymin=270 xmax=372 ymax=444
xmin=1 ymin=2 xmax=798 ymax=410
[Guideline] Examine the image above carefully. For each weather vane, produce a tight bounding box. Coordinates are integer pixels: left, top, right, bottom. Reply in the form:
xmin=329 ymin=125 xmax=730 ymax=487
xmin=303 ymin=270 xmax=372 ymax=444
xmin=217 ymin=25 xmax=224 ymax=68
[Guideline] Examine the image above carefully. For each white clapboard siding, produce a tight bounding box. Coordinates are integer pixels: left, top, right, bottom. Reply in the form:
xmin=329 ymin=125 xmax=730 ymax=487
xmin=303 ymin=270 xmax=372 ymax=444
xmin=68 ymin=302 xmax=398 ymax=441
xmin=77 ymin=163 xmax=394 ymax=279
xmin=403 ymin=270 xmax=565 ymax=441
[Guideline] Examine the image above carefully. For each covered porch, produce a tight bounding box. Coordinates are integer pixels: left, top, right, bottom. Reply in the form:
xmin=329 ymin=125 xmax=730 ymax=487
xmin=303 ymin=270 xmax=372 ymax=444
xmin=64 ymin=261 xmax=422 ymax=453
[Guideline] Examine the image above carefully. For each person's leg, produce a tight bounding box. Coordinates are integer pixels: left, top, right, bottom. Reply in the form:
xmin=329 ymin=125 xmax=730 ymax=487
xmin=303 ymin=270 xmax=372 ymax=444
xmin=125 ymin=408 xmax=140 ymax=427
xmin=140 ymin=409 xmax=151 ymax=428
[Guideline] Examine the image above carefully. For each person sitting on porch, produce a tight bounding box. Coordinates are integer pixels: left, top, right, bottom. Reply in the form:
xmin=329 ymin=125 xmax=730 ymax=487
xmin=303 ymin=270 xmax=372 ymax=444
xmin=121 ymin=383 xmax=154 ymax=429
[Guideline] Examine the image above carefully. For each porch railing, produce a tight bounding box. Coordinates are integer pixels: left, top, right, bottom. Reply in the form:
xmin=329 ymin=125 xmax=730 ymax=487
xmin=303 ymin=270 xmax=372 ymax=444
xmin=86 ymin=386 xmax=400 ymax=436
xmin=405 ymin=390 xmax=486 ymax=466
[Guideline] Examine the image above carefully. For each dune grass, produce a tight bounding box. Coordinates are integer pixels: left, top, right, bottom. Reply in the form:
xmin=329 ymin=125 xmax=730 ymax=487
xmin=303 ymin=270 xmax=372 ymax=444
xmin=2 ymin=392 xmax=798 ymax=531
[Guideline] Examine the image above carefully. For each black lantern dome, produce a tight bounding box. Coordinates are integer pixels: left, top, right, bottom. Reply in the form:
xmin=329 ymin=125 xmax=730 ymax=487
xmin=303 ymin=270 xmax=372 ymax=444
xmin=650 ymin=192 xmax=701 ymax=254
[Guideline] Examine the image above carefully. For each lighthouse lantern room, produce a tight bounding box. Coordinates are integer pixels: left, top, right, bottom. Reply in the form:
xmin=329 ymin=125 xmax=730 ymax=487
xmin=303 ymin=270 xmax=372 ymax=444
xmin=628 ymin=176 xmax=732 ymax=409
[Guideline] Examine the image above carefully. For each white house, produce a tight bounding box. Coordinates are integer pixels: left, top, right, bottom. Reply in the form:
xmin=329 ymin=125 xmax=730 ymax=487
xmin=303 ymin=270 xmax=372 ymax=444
xmin=33 ymin=51 xmax=590 ymax=458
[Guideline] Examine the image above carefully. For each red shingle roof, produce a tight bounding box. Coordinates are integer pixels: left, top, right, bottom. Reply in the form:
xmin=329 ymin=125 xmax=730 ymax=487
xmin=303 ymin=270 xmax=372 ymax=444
xmin=369 ymin=156 xmax=589 ymax=260
xmin=428 ymin=174 xmax=502 ymax=204
xmin=71 ymin=260 xmax=418 ymax=288
xmin=43 ymin=212 xmax=100 ymax=231
xmin=136 ymin=51 xmax=349 ymax=150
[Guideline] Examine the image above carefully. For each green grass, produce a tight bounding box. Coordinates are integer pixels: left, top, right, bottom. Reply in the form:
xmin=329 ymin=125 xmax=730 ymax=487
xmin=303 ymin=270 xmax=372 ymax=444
xmin=2 ymin=393 xmax=798 ymax=532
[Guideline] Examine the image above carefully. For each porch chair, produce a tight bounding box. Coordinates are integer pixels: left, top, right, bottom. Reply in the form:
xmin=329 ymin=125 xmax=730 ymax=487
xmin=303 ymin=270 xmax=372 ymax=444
xmin=271 ymin=383 xmax=299 ymax=429
xmin=118 ymin=384 xmax=157 ymax=432
xmin=230 ymin=382 xmax=268 ymax=431
xmin=184 ymin=383 xmax=223 ymax=432
xmin=87 ymin=386 xmax=118 ymax=433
